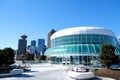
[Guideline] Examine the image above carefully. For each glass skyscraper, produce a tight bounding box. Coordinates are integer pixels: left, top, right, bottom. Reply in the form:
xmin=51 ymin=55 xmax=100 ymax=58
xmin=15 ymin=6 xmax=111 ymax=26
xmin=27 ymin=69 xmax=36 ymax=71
xmin=31 ymin=40 xmax=36 ymax=47
xmin=37 ymin=39 xmax=45 ymax=56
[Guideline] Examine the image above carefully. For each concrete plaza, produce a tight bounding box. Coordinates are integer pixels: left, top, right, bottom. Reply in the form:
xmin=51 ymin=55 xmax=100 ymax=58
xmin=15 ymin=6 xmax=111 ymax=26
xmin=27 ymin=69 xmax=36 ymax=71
xmin=0 ymin=63 xmax=74 ymax=80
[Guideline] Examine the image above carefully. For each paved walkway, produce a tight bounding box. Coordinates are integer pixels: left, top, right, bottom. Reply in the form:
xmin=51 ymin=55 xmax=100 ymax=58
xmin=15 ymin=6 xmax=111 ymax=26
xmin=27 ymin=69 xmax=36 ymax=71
xmin=0 ymin=63 xmax=115 ymax=80
xmin=0 ymin=63 xmax=74 ymax=80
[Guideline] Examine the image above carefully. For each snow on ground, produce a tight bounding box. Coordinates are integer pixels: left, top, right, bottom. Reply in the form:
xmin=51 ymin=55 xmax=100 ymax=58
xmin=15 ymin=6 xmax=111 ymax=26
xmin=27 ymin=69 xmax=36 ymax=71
xmin=0 ymin=63 xmax=74 ymax=80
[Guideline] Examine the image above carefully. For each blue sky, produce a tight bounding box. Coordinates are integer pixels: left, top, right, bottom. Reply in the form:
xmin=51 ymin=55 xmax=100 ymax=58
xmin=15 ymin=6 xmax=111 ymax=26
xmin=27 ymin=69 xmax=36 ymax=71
xmin=0 ymin=0 xmax=120 ymax=49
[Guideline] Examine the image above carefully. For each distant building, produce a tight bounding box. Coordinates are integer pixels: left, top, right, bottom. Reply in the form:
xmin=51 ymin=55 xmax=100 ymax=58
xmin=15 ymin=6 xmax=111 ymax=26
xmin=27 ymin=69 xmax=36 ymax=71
xmin=31 ymin=40 xmax=36 ymax=47
xmin=30 ymin=40 xmax=37 ymax=55
xmin=47 ymin=29 xmax=56 ymax=48
xmin=26 ymin=45 xmax=37 ymax=59
xmin=37 ymin=39 xmax=45 ymax=56
xmin=26 ymin=45 xmax=31 ymax=53
xmin=29 ymin=46 xmax=36 ymax=54
xmin=42 ymin=45 xmax=47 ymax=55
xmin=17 ymin=35 xmax=27 ymax=60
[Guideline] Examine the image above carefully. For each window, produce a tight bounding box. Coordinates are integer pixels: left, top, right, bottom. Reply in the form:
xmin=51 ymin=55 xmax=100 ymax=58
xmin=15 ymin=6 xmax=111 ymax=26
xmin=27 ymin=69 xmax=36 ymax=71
xmin=88 ymin=45 xmax=94 ymax=53
xmin=82 ymin=45 xmax=88 ymax=53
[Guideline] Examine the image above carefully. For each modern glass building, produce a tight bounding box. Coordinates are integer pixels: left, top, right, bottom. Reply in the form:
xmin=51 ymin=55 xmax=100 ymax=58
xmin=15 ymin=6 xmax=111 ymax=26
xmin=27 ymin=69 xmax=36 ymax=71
xmin=37 ymin=39 xmax=45 ymax=56
xmin=45 ymin=27 xmax=120 ymax=66
xmin=31 ymin=40 xmax=36 ymax=47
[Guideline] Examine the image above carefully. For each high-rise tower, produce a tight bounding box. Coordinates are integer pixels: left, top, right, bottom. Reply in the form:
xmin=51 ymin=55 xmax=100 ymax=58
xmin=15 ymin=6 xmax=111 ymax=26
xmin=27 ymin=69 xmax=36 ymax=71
xmin=31 ymin=40 xmax=36 ymax=47
xmin=47 ymin=29 xmax=56 ymax=48
xmin=37 ymin=39 xmax=45 ymax=56
xmin=17 ymin=35 xmax=27 ymax=60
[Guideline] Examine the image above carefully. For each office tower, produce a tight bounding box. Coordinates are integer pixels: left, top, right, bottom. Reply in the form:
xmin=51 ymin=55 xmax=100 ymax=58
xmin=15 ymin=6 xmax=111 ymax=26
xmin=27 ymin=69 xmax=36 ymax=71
xmin=31 ymin=40 xmax=36 ymax=47
xmin=17 ymin=35 xmax=27 ymax=60
xmin=29 ymin=46 xmax=36 ymax=54
xmin=47 ymin=29 xmax=56 ymax=48
xmin=37 ymin=39 xmax=45 ymax=56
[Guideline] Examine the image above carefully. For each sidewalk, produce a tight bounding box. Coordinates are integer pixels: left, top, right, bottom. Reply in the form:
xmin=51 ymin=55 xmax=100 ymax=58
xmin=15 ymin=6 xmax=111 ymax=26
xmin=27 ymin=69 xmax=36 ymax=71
xmin=0 ymin=63 xmax=74 ymax=80
xmin=0 ymin=63 xmax=116 ymax=80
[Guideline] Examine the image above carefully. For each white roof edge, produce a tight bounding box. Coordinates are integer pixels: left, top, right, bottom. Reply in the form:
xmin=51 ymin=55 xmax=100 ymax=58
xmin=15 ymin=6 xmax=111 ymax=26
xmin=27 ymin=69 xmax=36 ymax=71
xmin=51 ymin=26 xmax=115 ymax=39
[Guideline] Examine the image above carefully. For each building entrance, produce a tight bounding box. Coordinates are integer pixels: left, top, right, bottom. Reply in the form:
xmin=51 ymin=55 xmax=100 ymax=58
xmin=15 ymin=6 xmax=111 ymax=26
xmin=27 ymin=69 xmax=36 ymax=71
xmin=50 ymin=55 xmax=99 ymax=66
xmin=62 ymin=56 xmax=70 ymax=65
xmin=70 ymin=55 xmax=99 ymax=65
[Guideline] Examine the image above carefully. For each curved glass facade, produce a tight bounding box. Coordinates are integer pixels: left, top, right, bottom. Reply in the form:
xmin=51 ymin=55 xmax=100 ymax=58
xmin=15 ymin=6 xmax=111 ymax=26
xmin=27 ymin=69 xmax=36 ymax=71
xmin=45 ymin=27 xmax=120 ymax=66
xmin=51 ymin=34 xmax=115 ymax=47
xmin=46 ymin=44 xmax=101 ymax=54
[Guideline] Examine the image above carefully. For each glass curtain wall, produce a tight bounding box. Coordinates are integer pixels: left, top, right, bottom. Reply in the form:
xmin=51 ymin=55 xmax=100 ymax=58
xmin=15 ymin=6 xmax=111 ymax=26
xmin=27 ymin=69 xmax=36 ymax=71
xmin=49 ymin=34 xmax=116 ymax=65
xmin=51 ymin=34 xmax=115 ymax=47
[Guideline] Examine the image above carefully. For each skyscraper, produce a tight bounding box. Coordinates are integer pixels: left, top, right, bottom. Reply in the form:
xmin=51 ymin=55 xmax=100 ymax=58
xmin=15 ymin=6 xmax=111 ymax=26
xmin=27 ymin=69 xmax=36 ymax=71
xmin=37 ymin=39 xmax=45 ymax=56
xmin=26 ymin=40 xmax=36 ymax=55
xmin=29 ymin=46 xmax=36 ymax=54
xmin=17 ymin=35 xmax=27 ymax=60
xmin=47 ymin=29 xmax=56 ymax=48
xmin=31 ymin=40 xmax=36 ymax=47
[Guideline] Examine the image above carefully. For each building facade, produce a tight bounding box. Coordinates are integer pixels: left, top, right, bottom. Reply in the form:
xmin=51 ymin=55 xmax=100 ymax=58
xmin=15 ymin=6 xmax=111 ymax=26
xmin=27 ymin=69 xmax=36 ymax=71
xmin=47 ymin=29 xmax=56 ymax=48
xmin=45 ymin=27 xmax=120 ymax=66
xmin=17 ymin=35 xmax=27 ymax=60
xmin=37 ymin=39 xmax=45 ymax=56
xmin=31 ymin=40 xmax=36 ymax=47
